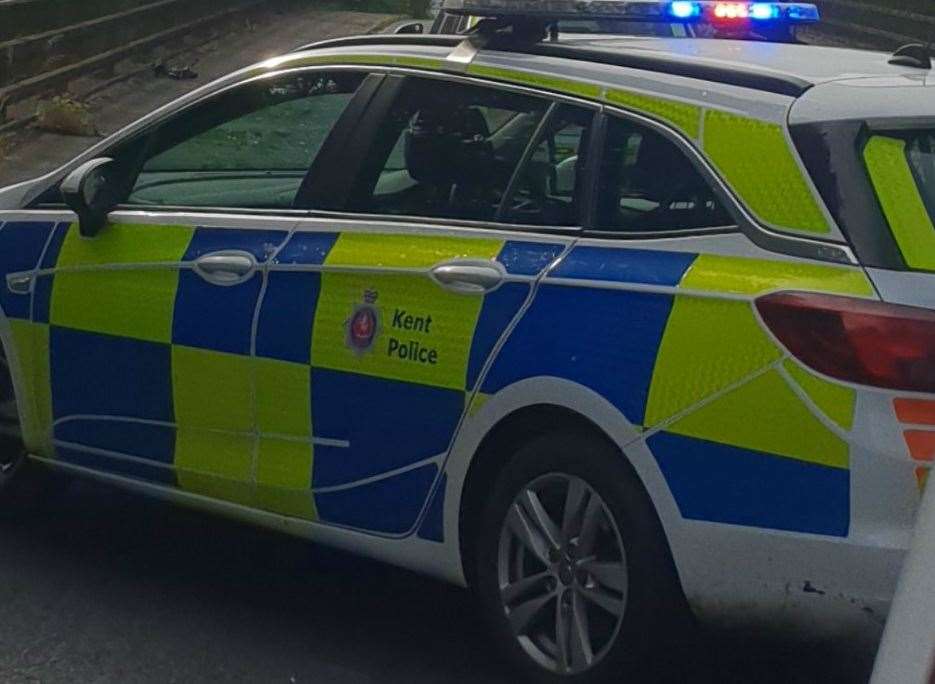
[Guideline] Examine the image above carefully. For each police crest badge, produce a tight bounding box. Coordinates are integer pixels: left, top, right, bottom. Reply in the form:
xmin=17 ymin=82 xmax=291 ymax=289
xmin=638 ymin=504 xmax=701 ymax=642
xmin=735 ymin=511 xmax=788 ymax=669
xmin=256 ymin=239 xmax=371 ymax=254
xmin=345 ymin=288 xmax=380 ymax=354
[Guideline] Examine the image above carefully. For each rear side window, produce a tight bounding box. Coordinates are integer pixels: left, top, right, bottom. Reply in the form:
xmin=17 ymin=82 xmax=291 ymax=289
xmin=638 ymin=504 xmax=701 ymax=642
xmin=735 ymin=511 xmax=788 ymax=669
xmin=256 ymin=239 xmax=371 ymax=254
xmin=345 ymin=77 xmax=549 ymax=223
xmin=594 ymin=115 xmax=731 ymax=233
xmin=864 ymin=131 xmax=935 ymax=271
xmin=906 ymin=132 xmax=935 ymax=223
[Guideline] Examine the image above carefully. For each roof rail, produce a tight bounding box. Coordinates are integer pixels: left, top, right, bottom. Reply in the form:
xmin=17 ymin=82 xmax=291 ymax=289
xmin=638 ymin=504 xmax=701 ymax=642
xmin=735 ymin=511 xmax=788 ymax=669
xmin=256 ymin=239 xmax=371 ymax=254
xmin=290 ymin=34 xmax=462 ymax=54
xmin=287 ymin=32 xmax=811 ymax=98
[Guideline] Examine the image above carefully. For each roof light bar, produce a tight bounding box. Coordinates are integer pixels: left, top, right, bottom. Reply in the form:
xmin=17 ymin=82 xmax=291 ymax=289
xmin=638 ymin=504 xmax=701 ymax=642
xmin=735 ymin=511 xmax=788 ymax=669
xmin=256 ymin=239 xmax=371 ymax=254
xmin=443 ymin=0 xmax=820 ymax=25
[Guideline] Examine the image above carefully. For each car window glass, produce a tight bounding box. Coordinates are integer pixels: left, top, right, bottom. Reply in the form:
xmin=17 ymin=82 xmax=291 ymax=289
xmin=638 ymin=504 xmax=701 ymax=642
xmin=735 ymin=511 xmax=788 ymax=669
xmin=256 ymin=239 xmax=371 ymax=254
xmin=124 ymin=72 xmax=365 ymax=209
xmin=594 ymin=115 xmax=732 ymax=232
xmin=906 ymin=131 xmax=935 ymax=223
xmin=345 ymin=77 xmax=549 ymax=222
xmin=500 ymin=104 xmax=594 ymax=227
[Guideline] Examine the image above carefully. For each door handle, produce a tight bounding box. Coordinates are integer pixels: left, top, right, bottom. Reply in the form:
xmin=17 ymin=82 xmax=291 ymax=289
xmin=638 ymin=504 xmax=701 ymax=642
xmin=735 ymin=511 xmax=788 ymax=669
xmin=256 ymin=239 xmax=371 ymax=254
xmin=431 ymin=260 xmax=505 ymax=294
xmin=193 ymin=251 xmax=256 ymax=286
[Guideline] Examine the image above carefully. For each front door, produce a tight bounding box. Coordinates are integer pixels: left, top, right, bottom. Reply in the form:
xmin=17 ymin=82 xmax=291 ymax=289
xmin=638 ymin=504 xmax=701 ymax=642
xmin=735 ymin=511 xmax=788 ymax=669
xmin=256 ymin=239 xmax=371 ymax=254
xmin=34 ymin=67 xmax=375 ymax=503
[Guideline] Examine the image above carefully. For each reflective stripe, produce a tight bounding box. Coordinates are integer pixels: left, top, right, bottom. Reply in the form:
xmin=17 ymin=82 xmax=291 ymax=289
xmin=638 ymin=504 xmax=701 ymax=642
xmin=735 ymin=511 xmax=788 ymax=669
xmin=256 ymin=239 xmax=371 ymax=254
xmin=679 ymin=253 xmax=874 ymax=297
xmin=172 ymin=346 xmax=253 ymax=432
xmin=174 ymin=429 xmax=254 ymax=505
xmin=604 ymin=88 xmax=701 ymax=140
xmin=172 ymin=346 xmax=255 ymax=502
xmin=644 ymin=296 xmax=781 ymax=427
xmin=256 ymin=358 xmax=310 ymax=437
xmin=292 ymin=53 xmax=445 ymax=71
xmin=703 ymin=110 xmax=831 ymax=235
xmin=50 ymin=223 xmax=193 ymax=343
xmin=312 ymin=233 xmax=503 ymax=391
xmin=665 ymin=369 xmax=849 ymax=470
xmin=863 ymin=136 xmax=935 ymax=272
xmin=9 ymin=319 xmax=51 ymax=454
xmin=465 ymin=64 xmax=602 ymax=99
xmin=783 ymin=359 xmax=856 ymax=431
xmin=256 ymin=438 xmax=317 ymax=520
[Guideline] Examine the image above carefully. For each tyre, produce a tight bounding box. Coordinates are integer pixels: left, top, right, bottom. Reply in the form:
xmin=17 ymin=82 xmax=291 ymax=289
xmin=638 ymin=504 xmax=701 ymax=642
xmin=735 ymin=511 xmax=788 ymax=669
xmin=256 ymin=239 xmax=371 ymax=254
xmin=0 ymin=357 xmax=66 ymax=508
xmin=474 ymin=429 xmax=687 ymax=683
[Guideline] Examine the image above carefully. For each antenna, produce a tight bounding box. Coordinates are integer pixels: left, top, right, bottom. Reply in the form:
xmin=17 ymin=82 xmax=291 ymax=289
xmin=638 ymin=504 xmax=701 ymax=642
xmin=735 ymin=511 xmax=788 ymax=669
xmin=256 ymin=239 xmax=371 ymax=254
xmin=889 ymin=44 xmax=933 ymax=70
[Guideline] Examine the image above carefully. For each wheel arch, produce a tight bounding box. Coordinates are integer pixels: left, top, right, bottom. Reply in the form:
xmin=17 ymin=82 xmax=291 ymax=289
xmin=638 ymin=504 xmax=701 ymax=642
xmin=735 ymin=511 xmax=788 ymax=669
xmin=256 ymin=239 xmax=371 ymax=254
xmin=452 ymin=378 xmax=688 ymax=603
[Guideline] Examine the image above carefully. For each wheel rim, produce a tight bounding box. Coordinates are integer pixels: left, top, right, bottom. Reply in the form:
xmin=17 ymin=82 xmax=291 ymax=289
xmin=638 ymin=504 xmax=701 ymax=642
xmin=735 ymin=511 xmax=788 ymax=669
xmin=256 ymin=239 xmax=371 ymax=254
xmin=497 ymin=473 xmax=628 ymax=676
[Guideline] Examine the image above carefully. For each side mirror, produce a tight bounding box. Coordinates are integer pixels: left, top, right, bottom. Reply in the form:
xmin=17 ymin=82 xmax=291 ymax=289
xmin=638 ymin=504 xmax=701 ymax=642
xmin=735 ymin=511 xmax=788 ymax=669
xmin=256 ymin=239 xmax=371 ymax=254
xmin=394 ymin=21 xmax=425 ymax=34
xmin=61 ymin=158 xmax=121 ymax=237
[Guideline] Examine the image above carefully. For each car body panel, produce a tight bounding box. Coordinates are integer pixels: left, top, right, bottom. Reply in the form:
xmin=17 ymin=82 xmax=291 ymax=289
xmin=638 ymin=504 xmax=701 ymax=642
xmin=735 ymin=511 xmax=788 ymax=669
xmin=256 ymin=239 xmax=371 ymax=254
xmin=0 ymin=34 xmax=931 ymax=645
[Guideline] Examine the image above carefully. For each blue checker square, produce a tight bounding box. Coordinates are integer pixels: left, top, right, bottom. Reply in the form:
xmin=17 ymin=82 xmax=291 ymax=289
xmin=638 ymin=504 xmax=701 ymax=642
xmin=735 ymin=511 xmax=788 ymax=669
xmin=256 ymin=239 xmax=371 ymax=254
xmin=0 ymin=221 xmax=55 ymax=320
xmin=550 ymin=245 xmax=697 ymax=287
xmin=648 ymin=432 xmax=850 ymax=537
xmin=274 ymin=232 xmax=338 ymax=265
xmin=172 ymin=269 xmax=261 ymax=355
xmin=55 ymin=419 xmax=176 ymax=465
xmin=466 ymin=282 xmax=529 ymax=391
xmin=315 ymin=464 xmax=438 ymax=534
xmin=310 ymin=369 xmax=463 ymax=487
xmin=255 ymin=271 xmax=321 ymax=364
xmin=181 ymin=227 xmax=288 ymax=262
xmin=497 ymin=240 xmax=565 ymax=276
xmin=482 ymin=285 xmax=675 ymax=426
xmin=50 ymin=326 xmax=173 ymax=422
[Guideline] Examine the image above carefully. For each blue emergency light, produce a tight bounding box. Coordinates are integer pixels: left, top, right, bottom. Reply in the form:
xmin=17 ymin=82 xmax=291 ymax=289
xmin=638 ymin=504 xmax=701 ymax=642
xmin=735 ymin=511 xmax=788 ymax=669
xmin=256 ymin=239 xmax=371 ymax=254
xmin=445 ymin=0 xmax=821 ymax=25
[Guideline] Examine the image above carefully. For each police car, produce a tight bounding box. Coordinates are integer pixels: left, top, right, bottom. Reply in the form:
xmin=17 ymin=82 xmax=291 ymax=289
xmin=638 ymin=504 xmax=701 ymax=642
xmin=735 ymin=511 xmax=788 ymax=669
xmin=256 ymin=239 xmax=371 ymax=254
xmin=0 ymin=1 xmax=932 ymax=680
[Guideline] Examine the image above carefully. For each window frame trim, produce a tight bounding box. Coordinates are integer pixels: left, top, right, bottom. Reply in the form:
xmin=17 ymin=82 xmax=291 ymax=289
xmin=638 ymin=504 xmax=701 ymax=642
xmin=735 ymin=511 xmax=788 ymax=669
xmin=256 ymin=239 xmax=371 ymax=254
xmin=25 ymin=62 xmax=851 ymax=261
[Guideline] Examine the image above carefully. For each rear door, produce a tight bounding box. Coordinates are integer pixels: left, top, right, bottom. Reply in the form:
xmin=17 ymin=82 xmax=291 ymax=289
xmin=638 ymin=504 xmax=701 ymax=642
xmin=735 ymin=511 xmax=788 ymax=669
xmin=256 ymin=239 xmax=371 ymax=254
xmin=253 ymin=75 xmax=595 ymax=536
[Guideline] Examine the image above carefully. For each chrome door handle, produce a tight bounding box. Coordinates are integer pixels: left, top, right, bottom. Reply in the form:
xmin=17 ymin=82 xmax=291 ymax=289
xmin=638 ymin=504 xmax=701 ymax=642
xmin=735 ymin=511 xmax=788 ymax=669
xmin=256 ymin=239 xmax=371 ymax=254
xmin=431 ymin=260 xmax=505 ymax=294
xmin=193 ymin=251 xmax=256 ymax=286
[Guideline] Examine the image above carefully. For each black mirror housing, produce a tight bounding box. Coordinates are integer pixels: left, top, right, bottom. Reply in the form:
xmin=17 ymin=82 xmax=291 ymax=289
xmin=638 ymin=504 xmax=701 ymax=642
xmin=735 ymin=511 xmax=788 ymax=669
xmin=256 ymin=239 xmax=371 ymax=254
xmin=61 ymin=158 xmax=120 ymax=237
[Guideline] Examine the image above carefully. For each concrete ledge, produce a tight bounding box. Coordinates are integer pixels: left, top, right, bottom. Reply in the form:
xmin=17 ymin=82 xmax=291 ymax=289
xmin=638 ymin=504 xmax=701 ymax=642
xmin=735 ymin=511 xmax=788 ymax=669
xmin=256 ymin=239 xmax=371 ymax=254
xmin=818 ymin=0 xmax=935 ymax=49
xmin=1 ymin=0 xmax=259 ymax=90
xmin=0 ymin=0 xmax=268 ymax=111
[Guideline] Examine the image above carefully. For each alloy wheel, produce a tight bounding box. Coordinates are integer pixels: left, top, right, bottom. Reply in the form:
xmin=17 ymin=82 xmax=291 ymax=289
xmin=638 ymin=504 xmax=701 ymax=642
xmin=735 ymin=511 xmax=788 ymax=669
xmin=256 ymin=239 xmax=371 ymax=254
xmin=497 ymin=473 xmax=628 ymax=676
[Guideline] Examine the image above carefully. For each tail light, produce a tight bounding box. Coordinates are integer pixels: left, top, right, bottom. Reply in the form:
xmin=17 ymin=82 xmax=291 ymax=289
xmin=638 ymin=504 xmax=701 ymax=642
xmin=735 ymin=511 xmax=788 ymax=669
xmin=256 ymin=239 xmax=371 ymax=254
xmin=756 ymin=292 xmax=935 ymax=393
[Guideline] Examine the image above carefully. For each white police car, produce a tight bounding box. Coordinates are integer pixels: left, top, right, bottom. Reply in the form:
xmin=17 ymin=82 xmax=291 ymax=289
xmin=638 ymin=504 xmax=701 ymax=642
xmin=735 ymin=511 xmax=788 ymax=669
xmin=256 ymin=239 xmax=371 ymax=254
xmin=0 ymin=2 xmax=932 ymax=681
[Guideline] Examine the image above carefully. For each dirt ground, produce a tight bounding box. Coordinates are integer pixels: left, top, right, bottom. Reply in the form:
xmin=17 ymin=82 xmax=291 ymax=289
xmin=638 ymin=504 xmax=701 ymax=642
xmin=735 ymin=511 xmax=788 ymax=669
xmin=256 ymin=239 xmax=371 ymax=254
xmin=0 ymin=8 xmax=399 ymax=188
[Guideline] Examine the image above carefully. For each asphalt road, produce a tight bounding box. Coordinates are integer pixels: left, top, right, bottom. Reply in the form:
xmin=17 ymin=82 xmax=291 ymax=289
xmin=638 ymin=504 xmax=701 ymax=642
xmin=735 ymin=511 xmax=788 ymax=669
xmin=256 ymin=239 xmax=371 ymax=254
xmin=0 ymin=477 xmax=877 ymax=684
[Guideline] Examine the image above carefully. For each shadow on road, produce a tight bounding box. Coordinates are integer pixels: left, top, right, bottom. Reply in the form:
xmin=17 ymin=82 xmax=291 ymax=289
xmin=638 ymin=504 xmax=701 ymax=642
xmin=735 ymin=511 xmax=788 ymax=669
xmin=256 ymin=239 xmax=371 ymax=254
xmin=0 ymin=478 xmax=874 ymax=683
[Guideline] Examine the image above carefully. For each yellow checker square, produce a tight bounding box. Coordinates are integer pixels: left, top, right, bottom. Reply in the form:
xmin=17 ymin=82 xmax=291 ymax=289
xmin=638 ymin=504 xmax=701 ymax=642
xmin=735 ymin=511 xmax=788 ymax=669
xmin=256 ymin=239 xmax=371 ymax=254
xmin=644 ymin=296 xmax=782 ymax=427
xmin=680 ymin=254 xmax=874 ymax=297
xmin=313 ymin=233 xmax=503 ymax=390
xmin=605 ymin=89 xmax=701 ymax=140
xmin=8 ymin=320 xmax=52 ymax=454
xmin=172 ymin=346 xmax=253 ymax=432
xmin=50 ymin=223 xmax=193 ymax=343
xmin=256 ymin=437 xmax=317 ymax=520
xmin=703 ymin=111 xmax=830 ymax=235
xmin=668 ymin=370 xmax=849 ymax=471
xmin=313 ymin=271 xmax=485 ymax=390
xmin=175 ymin=428 xmax=254 ymax=506
xmin=324 ymin=232 xmax=502 ymax=269
xmin=255 ymin=358 xmax=310 ymax=438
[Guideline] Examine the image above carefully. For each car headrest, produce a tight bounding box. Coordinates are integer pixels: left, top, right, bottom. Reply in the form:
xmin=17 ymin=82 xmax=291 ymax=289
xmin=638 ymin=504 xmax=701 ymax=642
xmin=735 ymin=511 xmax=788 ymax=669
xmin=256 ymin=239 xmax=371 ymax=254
xmin=404 ymin=105 xmax=492 ymax=185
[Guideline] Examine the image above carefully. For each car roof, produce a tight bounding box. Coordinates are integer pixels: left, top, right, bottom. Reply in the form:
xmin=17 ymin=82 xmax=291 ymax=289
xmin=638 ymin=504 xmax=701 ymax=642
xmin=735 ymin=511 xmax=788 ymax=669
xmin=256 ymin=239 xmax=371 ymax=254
xmin=553 ymin=36 xmax=924 ymax=86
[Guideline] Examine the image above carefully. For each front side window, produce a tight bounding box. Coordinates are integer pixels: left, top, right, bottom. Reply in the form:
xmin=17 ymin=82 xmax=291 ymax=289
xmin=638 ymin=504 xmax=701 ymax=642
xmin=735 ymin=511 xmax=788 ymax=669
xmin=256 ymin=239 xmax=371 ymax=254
xmin=346 ymin=77 xmax=549 ymax=222
xmin=595 ymin=115 xmax=732 ymax=233
xmin=124 ymin=71 xmax=365 ymax=209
